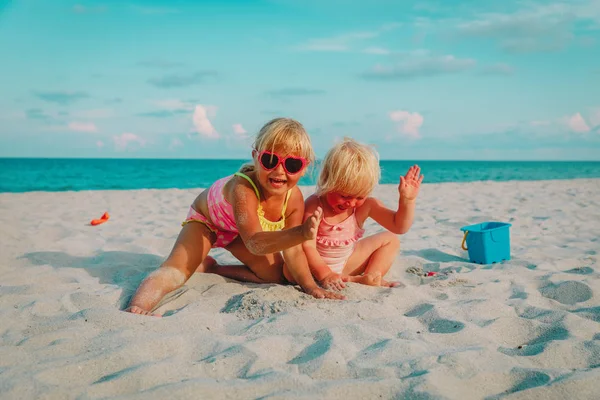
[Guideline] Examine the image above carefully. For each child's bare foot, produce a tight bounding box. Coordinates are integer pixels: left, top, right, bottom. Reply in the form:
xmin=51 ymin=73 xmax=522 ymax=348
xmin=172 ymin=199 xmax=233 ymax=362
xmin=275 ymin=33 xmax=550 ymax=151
xmin=124 ymin=306 xmax=161 ymax=317
xmin=198 ymin=255 xmax=218 ymax=273
xmin=349 ymin=272 xmax=383 ymax=286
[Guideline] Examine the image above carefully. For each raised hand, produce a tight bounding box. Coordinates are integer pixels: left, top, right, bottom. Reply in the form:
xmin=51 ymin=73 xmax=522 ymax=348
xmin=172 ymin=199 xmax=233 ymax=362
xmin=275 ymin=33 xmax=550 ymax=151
xmin=399 ymin=165 xmax=424 ymax=201
xmin=302 ymin=206 xmax=323 ymax=240
xmin=307 ymin=286 xmax=346 ymax=300
xmin=319 ymin=272 xmax=346 ymax=291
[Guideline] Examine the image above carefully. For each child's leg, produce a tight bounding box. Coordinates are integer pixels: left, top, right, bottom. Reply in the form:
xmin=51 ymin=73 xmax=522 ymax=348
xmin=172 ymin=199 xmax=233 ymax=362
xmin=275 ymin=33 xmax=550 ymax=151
xmin=207 ymin=236 xmax=286 ymax=284
xmin=342 ymin=232 xmax=401 ymax=287
xmin=126 ymin=223 xmax=215 ymax=315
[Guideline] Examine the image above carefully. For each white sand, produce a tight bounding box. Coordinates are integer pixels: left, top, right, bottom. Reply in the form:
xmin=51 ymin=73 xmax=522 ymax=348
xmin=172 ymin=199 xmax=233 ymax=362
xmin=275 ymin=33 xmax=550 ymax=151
xmin=1 ymin=179 xmax=599 ymax=399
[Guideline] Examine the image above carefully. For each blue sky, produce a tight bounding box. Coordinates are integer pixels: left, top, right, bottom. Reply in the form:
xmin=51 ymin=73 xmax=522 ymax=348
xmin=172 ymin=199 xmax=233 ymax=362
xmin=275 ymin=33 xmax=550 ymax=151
xmin=0 ymin=0 xmax=599 ymax=160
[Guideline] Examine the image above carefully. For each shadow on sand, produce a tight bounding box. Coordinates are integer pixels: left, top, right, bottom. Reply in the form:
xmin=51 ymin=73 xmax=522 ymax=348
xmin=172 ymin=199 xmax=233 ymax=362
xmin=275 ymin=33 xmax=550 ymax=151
xmin=403 ymin=248 xmax=469 ymax=263
xmin=20 ymin=250 xmax=163 ymax=305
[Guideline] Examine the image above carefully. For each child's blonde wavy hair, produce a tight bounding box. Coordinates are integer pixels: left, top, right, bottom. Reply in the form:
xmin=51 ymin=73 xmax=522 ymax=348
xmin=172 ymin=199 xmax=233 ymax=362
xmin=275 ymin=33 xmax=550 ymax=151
xmin=316 ymin=137 xmax=380 ymax=198
xmin=240 ymin=118 xmax=315 ymax=173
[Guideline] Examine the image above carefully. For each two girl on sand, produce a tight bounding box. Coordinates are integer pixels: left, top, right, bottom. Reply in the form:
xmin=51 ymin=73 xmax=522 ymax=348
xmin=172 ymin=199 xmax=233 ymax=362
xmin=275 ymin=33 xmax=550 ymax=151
xmin=126 ymin=118 xmax=423 ymax=316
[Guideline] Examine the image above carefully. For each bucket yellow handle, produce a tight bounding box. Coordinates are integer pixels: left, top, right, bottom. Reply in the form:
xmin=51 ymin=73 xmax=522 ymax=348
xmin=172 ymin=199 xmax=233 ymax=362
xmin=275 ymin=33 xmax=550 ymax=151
xmin=461 ymin=231 xmax=469 ymax=251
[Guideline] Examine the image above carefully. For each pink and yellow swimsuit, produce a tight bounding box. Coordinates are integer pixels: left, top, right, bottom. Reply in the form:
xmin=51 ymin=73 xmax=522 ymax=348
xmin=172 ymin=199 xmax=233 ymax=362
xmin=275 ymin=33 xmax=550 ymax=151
xmin=182 ymin=172 xmax=292 ymax=248
xmin=316 ymin=207 xmax=365 ymax=274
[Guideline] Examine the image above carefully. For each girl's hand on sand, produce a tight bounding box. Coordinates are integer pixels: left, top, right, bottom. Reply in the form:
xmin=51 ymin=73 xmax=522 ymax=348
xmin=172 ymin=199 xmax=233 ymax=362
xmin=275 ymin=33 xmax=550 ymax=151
xmin=307 ymin=286 xmax=346 ymax=300
xmin=399 ymin=165 xmax=424 ymax=201
xmin=302 ymin=206 xmax=323 ymax=240
xmin=320 ymin=272 xmax=346 ymax=291
xmin=124 ymin=306 xmax=162 ymax=317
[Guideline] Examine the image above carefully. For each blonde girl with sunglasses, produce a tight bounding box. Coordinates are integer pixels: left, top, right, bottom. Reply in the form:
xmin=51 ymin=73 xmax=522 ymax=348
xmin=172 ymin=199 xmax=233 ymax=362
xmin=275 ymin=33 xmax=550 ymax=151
xmin=126 ymin=118 xmax=343 ymax=316
xmin=302 ymin=137 xmax=423 ymax=291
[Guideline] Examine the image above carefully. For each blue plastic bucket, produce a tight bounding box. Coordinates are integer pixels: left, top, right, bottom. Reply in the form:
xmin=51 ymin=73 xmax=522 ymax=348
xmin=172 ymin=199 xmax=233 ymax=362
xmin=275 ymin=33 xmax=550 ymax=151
xmin=460 ymin=222 xmax=512 ymax=264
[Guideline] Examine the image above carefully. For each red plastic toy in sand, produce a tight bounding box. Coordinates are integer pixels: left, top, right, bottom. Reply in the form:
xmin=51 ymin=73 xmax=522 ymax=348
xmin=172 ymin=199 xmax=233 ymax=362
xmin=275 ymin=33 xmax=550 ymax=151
xmin=90 ymin=212 xmax=110 ymax=226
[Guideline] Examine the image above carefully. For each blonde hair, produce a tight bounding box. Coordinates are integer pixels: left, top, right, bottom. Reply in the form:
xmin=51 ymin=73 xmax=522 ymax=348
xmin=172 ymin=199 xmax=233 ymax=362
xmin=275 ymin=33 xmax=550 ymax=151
xmin=239 ymin=117 xmax=315 ymax=173
xmin=316 ymin=137 xmax=380 ymax=197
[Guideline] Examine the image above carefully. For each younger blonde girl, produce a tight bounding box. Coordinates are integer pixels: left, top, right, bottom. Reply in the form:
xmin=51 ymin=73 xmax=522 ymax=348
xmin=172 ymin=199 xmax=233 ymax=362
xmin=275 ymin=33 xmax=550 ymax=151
xmin=303 ymin=137 xmax=423 ymax=290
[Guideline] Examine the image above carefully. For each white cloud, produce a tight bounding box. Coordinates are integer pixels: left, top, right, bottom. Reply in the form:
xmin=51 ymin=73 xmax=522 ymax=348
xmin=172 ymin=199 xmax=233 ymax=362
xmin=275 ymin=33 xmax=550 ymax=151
xmin=457 ymin=2 xmax=600 ymax=53
xmin=364 ymin=54 xmax=475 ymax=79
xmin=458 ymin=6 xmax=569 ymax=37
xmin=68 ymin=121 xmax=98 ymax=132
xmin=567 ymin=112 xmax=591 ymax=133
xmin=296 ymin=23 xmax=401 ymax=52
xmin=480 ymin=108 xmax=599 ymax=137
xmin=501 ymin=36 xmax=572 ymax=53
xmin=233 ymin=123 xmax=247 ymax=135
xmin=529 ymin=111 xmax=598 ymax=134
xmin=389 ymin=110 xmax=424 ymax=138
xmin=113 ymin=133 xmax=146 ymax=151
xmin=193 ymin=105 xmax=219 ymax=138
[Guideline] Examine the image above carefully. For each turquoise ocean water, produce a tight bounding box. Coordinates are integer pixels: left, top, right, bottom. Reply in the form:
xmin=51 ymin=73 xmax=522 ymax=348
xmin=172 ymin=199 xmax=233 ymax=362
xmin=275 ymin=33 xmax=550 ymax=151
xmin=1 ymin=158 xmax=599 ymax=193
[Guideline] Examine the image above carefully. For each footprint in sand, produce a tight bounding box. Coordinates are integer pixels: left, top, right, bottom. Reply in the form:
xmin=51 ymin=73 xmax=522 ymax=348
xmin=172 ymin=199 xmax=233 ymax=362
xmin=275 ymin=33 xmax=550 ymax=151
xmin=510 ymin=284 xmax=528 ymax=300
xmin=498 ymin=325 xmax=569 ymax=357
xmin=288 ymin=329 xmax=332 ymax=365
xmin=517 ymin=306 xmax=565 ymax=324
xmin=503 ymin=369 xmax=551 ymax=396
xmin=403 ymin=303 xmax=433 ymax=317
xmin=428 ymin=319 xmax=465 ymax=334
xmin=539 ymin=281 xmax=593 ymax=305
xmin=564 ymin=267 xmax=594 ymax=275
xmin=403 ymin=303 xmax=465 ymax=334
xmin=571 ymin=306 xmax=600 ymax=323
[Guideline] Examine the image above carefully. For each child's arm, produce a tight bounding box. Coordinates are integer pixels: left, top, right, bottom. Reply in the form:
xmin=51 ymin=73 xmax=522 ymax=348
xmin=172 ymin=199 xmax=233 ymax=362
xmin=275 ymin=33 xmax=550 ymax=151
xmin=302 ymin=241 xmax=332 ymax=281
xmin=302 ymin=196 xmax=347 ymax=291
xmin=283 ymin=191 xmax=345 ymax=299
xmin=364 ymin=165 xmax=423 ymax=234
xmin=301 ymin=196 xmax=333 ymax=281
xmin=231 ymin=180 xmax=321 ymax=255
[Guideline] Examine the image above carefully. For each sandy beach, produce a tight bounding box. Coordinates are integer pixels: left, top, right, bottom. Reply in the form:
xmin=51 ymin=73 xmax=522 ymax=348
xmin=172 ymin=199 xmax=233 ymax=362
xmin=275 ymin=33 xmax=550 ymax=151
xmin=1 ymin=179 xmax=599 ymax=399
